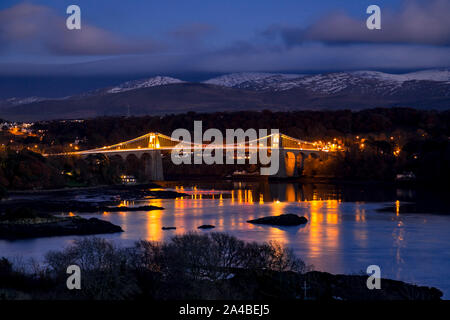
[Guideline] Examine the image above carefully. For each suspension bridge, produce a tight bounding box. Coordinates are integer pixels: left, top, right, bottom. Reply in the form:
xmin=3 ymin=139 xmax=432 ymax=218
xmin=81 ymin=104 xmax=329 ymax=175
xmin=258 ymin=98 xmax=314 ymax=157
xmin=48 ymin=132 xmax=330 ymax=180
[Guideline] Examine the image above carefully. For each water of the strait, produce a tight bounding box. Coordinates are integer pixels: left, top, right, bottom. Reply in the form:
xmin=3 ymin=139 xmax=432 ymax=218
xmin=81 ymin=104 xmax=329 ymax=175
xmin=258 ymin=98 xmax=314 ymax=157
xmin=1 ymin=181 xmax=449 ymax=297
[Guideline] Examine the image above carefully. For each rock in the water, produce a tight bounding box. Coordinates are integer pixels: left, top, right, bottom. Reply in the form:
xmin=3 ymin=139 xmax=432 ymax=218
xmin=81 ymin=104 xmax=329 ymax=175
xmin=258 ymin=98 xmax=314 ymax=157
xmin=198 ymin=224 xmax=215 ymax=229
xmin=162 ymin=226 xmax=176 ymax=230
xmin=0 ymin=216 xmax=123 ymax=239
xmin=247 ymin=214 xmax=308 ymax=226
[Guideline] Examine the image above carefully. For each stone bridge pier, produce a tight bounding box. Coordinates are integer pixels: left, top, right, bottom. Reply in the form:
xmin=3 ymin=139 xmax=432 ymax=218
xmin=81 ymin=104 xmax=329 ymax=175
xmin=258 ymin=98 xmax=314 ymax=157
xmin=274 ymin=149 xmax=324 ymax=178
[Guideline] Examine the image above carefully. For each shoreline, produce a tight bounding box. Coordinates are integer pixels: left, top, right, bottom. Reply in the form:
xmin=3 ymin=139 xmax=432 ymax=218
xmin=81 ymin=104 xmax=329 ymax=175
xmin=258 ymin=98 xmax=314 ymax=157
xmin=4 ymin=182 xmax=164 ymax=195
xmin=3 ymin=176 xmax=450 ymax=196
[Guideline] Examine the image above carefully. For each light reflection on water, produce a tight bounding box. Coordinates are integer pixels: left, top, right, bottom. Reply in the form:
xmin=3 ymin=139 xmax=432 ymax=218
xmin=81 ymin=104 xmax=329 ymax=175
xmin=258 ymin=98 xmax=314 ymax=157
xmin=1 ymin=182 xmax=450 ymax=298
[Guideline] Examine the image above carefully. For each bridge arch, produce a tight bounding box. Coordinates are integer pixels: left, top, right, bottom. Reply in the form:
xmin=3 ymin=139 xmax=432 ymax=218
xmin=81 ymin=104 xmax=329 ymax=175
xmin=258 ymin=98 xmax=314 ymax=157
xmin=296 ymin=152 xmax=305 ymax=174
xmin=124 ymin=153 xmax=140 ymax=176
xmin=109 ymin=154 xmax=125 ymax=163
xmin=308 ymin=153 xmax=319 ymax=160
xmin=141 ymin=152 xmax=153 ymax=178
xmin=284 ymin=151 xmax=297 ymax=177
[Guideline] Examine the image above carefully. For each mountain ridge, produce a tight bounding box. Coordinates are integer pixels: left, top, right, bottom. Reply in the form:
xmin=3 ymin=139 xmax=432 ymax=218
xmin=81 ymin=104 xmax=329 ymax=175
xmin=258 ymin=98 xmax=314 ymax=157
xmin=1 ymin=69 xmax=449 ymax=121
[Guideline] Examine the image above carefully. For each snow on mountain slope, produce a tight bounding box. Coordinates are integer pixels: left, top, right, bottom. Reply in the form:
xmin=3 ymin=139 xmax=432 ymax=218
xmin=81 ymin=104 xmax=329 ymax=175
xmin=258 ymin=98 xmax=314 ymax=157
xmin=204 ymin=72 xmax=392 ymax=93
xmin=6 ymin=97 xmax=46 ymax=106
xmin=203 ymin=70 xmax=450 ymax=95
xmin=0 ymin=76 xmax=185 ymax=106
xmin=1 ymin=96 xmax=70 ymax=107
xmin=203 ymin=72 xmax=302 ymax=89
xmin=3 ymin=70 xmax=449 ymax=110
xmin=295 ymin=70 xmax=450 ymax=95
xmin=283 ymin=71 xmax=450 ymax=95
xmin=353 ymin=69 xmax=450 ymax=83
xmin=106 ymin=76 xmax=185 ymax=94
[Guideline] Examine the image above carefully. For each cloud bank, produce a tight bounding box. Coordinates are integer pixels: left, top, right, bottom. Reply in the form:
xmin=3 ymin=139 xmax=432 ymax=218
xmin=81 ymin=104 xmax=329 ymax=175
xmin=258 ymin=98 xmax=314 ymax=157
xmin=0 ymin=1 xmax=449 ymax=76
xmin=0 ymin=3 xmax=162 ymax=55
xmin=264 ymin=0 xmax=450 ymax=46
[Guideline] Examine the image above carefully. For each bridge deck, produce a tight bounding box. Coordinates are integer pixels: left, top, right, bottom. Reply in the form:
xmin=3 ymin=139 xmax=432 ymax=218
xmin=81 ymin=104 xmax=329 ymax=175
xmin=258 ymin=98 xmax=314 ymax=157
xmin=46 ymin=132 xmax=329 ymax=156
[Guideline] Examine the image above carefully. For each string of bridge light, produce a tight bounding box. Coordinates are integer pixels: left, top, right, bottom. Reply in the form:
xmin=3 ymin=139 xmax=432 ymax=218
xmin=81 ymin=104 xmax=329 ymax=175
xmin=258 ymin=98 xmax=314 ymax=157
xmin=51 ymin=132 xmax=323 ymax=156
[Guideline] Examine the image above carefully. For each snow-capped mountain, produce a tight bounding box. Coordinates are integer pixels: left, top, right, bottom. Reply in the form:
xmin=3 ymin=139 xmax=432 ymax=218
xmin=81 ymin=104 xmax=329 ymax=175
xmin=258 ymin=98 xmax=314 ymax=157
xmin=276 ymin=72 xmax=402 ymax=95
xmin=204 ymin=69 xmax=450 ymax=96
xmin=353 ymin=69 xmax=450 ymax=83
xmin=0 ymin=76 xmax=185 ymax=108
xmin=1 ymin=69 xmax=449 ymax=121
xmin=203 ymin=72 xmax=302 ymax=89
xmin=105 ymin=76 xmax=184 ymax=94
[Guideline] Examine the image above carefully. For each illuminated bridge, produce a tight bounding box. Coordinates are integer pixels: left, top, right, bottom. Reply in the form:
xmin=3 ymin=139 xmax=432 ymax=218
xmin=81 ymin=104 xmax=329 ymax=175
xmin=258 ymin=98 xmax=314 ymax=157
xmin=48 ymin=132 xmax=331 ymax=180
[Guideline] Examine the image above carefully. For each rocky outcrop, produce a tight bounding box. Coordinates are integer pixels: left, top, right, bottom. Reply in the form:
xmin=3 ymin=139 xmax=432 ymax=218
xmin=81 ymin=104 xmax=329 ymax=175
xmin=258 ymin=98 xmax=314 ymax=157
xmin=0 ymin=216 xmax=123 ymax=239
xmin=247 ymin=214 xmax=308 ymax=226
xmin=198 ymin=225 xmax=215 ymax=229
xmin=226 ymin=269 xmax=443 ymax=300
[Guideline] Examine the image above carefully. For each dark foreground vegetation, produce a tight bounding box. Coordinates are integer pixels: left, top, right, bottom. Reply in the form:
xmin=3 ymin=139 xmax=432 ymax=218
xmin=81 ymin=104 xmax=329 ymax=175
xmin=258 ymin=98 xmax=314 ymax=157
xmin=0 ymin=234 xmax=442 ymax=300
xmin=0 ymin=108 xmax=449 ymax=191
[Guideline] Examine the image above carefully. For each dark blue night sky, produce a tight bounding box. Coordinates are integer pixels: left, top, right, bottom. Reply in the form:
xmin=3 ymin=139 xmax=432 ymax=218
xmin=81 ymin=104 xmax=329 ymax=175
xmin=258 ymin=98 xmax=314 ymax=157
xmin=0 ymin=0 xmax=449 ymax=97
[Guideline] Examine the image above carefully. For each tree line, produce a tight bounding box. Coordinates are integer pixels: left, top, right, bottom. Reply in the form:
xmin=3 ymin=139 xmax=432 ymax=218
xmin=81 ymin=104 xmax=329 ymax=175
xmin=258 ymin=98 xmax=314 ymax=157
xmin=0 ymin=108 xmax=449 ymax=191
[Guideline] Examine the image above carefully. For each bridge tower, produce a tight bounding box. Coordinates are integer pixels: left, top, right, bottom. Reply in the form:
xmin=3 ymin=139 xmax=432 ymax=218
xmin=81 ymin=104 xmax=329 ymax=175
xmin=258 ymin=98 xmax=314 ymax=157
xmin=272 ymin=135 xmax=320 ymax=178
xmin=142 ymin=150 xmax=164 ymax=181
